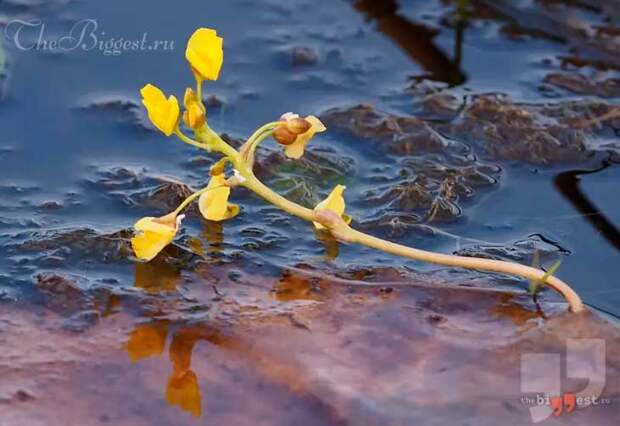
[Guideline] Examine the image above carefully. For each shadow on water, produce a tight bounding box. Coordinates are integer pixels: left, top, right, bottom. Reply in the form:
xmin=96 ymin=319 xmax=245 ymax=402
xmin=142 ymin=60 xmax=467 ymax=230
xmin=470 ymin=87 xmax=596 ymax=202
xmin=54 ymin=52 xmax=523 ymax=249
xmin=554 ymin=157 xmax=620 ymax=253
xmin=353 ymin=0 xmax=467 ymax=86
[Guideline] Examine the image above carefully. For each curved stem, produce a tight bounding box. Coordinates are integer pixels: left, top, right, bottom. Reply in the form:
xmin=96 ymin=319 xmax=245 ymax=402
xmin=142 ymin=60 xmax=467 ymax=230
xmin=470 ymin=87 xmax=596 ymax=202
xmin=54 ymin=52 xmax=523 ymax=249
xmin=246 ymin=122 xmax=280 ymax=147
xmin=240 ymin=121 xmax=280 ymax=164
xmin=244 ymin=169 xmax=584 ymax=312
xmin=182 ymin=124 xmax=586 ymax=313
xmin=245 ymin=129 xmax=276 ymax=165
xmin=338 ymin=225 xmax=584 ymax=313
xmin=243 ymin=173 xmax=315 ymax=221
xmin=175 ymin=128 xmax=209 ymax=151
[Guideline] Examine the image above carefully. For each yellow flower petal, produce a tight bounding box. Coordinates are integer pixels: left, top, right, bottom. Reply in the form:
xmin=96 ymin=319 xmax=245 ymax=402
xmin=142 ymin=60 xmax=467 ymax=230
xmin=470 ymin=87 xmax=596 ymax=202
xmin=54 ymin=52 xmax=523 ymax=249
xmin=284 ymin=115 xmax=326 ymax=159
xmin=186 ymin=28 xmax=224 ymax=81
xmin=131 ymin=213 xmax=183 ymax=261
xmin=140 ymin=84 xmax=180 ymax=136
xmin=198 ymin=174 xmax=239 ymax=222
xmin=313 ymin=184 xmax=350 ymax=230
xmin=183 ymin=87 xmax=197 ymax=108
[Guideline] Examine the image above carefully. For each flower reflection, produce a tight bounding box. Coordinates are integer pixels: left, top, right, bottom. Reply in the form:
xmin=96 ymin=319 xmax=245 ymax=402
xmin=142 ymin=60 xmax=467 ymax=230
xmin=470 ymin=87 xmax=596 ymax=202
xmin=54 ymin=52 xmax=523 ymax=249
xmin=166 ymin=370 xmax=201 ymax=417
xmin=203 ymin=221 xmax=224 ymax=254
xmin=128 ymin=261 xmax=204 ymax=417
xmin=166 ymin=328 xmax=204 ymax=417
xmin=124 ymin=324 xmax=204 ymax=417
xmin=123 ymin=268 xmax=330 ymax=417
xmin=134 ymin=260 xmax=181 ymax=294
xmin=125 ymin=322 xmax=169 ymax=362
xmin=185 ymin=222 xmax=225 ymax=258
xmin=314 ymin=229 xmax=340 ymax=261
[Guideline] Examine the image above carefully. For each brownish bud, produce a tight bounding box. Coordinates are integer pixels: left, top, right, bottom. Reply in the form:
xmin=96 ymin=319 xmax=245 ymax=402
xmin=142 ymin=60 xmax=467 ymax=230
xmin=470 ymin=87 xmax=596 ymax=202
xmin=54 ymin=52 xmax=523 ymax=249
xmin=182 ymin=110 xmax=191 ymax=128
xmin=273 ymin=125 xmax=298 ymax=146
xmin=209 ymin=158 xmax=227 ymax=176
xmin=183 ymin=102 xmax=206 ymax=129
xmin=285 ymin=117 xmax=311 ymax=135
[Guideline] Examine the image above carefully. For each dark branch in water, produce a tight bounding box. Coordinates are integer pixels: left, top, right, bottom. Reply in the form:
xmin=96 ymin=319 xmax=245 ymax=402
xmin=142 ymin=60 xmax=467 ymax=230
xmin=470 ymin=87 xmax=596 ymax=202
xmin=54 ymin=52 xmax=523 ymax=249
xmin=354 ymin=0 xmax=467 ymax=86
xmin=554 ymin=157 xmax=620 ymax=252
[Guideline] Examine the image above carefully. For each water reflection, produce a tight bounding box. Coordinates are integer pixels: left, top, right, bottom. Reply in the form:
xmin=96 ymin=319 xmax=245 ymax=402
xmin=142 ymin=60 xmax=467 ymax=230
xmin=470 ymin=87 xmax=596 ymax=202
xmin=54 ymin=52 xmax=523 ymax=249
xmin=121 ymin=267 xmax=336 ymax=417
xmin=187 ymin=221 xmax=225 ymax=257
xmin=167 ymin=328 xmax=204 ymax=417
xmin=134 ymin=260 xmax=181 ymax=294
xmin=202 ymin=221 xmax=224 ymax=254
xmin=490 ymin=294 xmax=546 ymax=326
xmin=354 ymin=0 xmax=467 ymax=85
xmin=125 ymin=321 xmax=169 ymax=362
xmin=129 ymin=261 xmax=203 ymax=416
xmin=554 ymin=158 xmax=620 ymax=252
xmin=124 ymin=322 xmax=202 ymax=417
xmin=314 ymin=229 xmax=340 ymax=261
xmin=272 ymin=269 xmax=329 ymax=301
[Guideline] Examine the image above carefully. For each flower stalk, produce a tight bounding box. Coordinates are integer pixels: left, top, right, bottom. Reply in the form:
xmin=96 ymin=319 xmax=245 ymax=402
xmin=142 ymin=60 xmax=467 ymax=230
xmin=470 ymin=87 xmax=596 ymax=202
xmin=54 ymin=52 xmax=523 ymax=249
xmin=131 ymin=26 xmax=585 ymax=315
xmin=192 ymin=125 xmax=585 ymax=313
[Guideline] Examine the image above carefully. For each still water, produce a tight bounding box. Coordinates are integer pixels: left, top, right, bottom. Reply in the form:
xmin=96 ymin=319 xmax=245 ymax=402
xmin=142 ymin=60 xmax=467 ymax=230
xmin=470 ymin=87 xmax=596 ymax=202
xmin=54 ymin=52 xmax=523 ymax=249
xmin=1 ymin=0 xmax=619 ymax=424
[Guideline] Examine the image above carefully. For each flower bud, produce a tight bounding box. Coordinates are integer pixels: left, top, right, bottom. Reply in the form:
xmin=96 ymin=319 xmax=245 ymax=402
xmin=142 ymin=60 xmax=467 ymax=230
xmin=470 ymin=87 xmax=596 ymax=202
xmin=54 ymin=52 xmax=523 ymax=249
xmin=280 ymin=112 xmax=299 ymax=121
xmin=285 ymin=117 xmax=311 ymax=135
xmin=273 ymin=125 xmax=297 ymax=146
xmin=183 ymin=102 xmax=206 ymax=129
xmin=209 ymin=158 xmax=227 ymax=176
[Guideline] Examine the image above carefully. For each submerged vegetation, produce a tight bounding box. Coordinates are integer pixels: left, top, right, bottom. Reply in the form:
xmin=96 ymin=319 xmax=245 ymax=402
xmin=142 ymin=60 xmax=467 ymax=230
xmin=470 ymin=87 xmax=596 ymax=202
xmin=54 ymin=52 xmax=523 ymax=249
xmin=4 ymin=1 xmax=620 ymax=424
xmin=132 ymin=27 xmax=584 ymax=313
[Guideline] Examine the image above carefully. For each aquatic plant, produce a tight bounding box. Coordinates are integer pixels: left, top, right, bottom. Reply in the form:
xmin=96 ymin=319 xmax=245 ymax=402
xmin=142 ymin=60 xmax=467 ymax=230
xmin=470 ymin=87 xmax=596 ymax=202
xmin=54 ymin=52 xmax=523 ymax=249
xmin=131 ymin=27 xmax=584 ymax=313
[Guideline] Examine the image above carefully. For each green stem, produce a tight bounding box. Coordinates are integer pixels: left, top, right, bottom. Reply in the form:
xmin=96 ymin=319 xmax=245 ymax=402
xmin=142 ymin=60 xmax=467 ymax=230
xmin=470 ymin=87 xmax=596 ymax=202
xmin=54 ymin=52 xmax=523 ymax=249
xmin=175 ymin=128 xmax=209 ymax=151
xmin=240 ymin=121 xmax=280 ymax=164
xmin=175 ymin=123 xmax=585 ymax=314
xmin=245 ymin=129 xmax=277 ymax=165
xmin=197 ymin=126 xmax=239 ymax=161
xmin=244 ymin=173 xmax=315 ymax=220
xmin=337 ymin=225 xmax=584 ymax=313
xmin=196 ymin=77 xmax=203 ymax=106
xmin=246 ymin=122 xmax=280 ymax=146
xmin=191 ymin=125 xmax=314 ymax=219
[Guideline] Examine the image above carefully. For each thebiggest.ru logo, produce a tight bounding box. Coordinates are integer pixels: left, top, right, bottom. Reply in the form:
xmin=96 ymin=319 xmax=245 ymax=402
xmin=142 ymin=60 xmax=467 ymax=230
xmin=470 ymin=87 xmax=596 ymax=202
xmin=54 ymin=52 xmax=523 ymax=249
xmin=520 ymin=338 xmax=611 ymax=422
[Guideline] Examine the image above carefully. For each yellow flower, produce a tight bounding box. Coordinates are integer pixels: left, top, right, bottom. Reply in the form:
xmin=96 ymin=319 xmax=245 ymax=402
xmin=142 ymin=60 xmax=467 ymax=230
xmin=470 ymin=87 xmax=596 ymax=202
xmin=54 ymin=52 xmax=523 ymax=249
xmin=140 ymin=84 xmax=180 ymax=136
xmin=186 ymin=28 xmax=224 ymax=81
xmin=281 ymin=114 xmax=326 ymax=159
xmin=131 ymin=212 xmax=184 ymax=261
xmin=313 ymin=184 xmax=352 ymax=230
xmin=198 ymin=173 xmax=239 ymax=221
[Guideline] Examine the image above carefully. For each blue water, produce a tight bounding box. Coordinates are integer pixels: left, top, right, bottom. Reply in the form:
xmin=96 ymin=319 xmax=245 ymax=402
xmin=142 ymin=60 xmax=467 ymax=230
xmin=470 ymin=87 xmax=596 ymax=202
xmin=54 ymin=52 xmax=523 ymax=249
xmin=1 ymin=0 xmax=619 ymax=315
